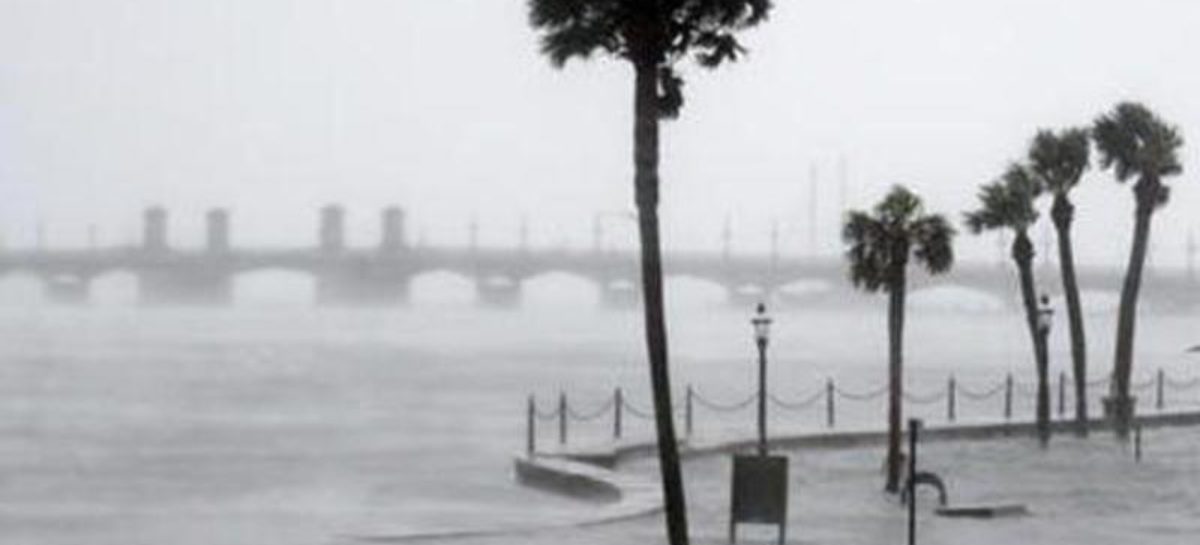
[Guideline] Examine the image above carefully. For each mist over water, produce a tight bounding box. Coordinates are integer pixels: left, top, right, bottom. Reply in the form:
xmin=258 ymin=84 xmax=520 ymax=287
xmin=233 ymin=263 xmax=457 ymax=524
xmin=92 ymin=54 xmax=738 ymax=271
xmin=0 ymin=275 xmax=1197 ymax=543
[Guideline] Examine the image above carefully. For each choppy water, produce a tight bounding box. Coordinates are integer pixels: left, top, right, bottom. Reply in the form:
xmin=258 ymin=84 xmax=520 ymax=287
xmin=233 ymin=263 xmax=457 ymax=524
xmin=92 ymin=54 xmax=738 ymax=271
xmin=0 ymin=277 xmax=1196 ymax=544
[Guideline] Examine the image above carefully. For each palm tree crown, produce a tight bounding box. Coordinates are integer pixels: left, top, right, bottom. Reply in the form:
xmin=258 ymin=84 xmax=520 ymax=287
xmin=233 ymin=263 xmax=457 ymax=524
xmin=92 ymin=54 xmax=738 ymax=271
xmin=1029 ymin=128 xmax=1091 ymax=195
xmin=1093 ymin=102 xmax=1184 ymax=203
xmin=843 ymin=185 xmax=955 ymax=292
xmin=529 ymin=0 xmax=772 ymax=117
xmin=964 ymin=164 xmax=1042 ymax=235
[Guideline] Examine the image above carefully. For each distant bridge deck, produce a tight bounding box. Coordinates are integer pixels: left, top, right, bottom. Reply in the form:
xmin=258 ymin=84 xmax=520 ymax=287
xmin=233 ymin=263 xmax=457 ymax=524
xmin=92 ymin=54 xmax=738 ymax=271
xmin=0 ymin=246 xmax=1196 ymax=308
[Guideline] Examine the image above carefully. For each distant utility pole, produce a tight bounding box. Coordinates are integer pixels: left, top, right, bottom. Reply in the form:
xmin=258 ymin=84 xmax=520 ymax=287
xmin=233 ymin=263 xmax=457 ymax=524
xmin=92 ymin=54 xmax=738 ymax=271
xmin=36 ymin=221 xmax=46 ymax=250
xmin=88 ymin=224 xmax=98 ymax=250
xmin=808 ymin=163 xmax=818 ymax=257
xmin=468 ymin=216 xmax=479 ymax=251
xmin=592 ymin=214 xmax=603 ymax=254
xmin=837 ymin=155 xmax=849 ymax=219
xmin=1188 ymin=230 xmax=1196 ymax=281
xmin=722 ymin=215 xmax=733 ymax=261
xmin=770 ymin=219 xmax=780 ymax=271
xmin=519 ymin=215 xmax=529 ymax=252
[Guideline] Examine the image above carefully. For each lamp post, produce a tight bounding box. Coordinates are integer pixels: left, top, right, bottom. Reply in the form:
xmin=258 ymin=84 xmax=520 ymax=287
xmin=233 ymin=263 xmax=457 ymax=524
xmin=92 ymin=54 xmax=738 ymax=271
xmin=1036 ymin=294 xmax=1053 ymax=341
xmin=752 ymin=302 xmax=773 ymax=456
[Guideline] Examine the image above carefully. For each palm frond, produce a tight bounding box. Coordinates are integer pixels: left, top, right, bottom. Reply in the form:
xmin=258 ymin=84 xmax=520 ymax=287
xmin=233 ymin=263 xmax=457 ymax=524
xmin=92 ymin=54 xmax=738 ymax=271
xmin=911 ymin=214 xmax=955 ymax=275
xmin=963 ymin=164 xmax=1040 ymax=234
xmin=1093 ymin=102 xmax=1185 ymax=183
xmin=1028 ymin=127 xmax=1090 ymax=195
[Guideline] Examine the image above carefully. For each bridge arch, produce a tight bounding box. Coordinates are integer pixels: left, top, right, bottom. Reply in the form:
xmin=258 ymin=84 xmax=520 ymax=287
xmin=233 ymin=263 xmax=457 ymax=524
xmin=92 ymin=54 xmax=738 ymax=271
xmin=232 ymin=269 xmax=317 ymax=307
xmin=91 ymin=269 xmax=139 ymax=307
xmin=523 ymin=271 xmax=600 ymax=308
xmin=409 ymin=269 xmax=477 ymax=307
xmin=664 ymin=275 xmax=729 ymax=308
xmin=0 ymin=270 xmax=45 ymax=305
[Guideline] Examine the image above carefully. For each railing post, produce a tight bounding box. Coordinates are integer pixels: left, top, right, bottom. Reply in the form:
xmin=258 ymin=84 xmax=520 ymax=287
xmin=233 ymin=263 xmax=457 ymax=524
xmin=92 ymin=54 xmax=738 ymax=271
xmin=1058 ymin=371 xmax=1066 ymax=418
xmin=947 ymin=375 xmax=956 ymax=423
xmin=826 ymin=378 xmax=835 ymax=428
xmin=1134 ymin=423 xmax=1143 ymax=462
xmin=1156 ymin=369 xmax=1165 ymax=411
xmin=614 ymin=387 xmax=623 ymax=440
xmin=1004 ymin=373 xmax=1013 ymax=425
xmin=558 ymin=391 xmax=567 ymax=446
xmin=685 ymin=384 xmax=694 ymax=438
xmin=526 ymin=394 xmax=536 ymax=457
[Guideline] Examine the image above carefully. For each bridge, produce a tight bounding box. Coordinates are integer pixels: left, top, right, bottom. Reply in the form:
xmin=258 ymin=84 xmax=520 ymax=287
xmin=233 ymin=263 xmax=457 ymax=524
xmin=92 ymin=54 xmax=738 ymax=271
xmin=1 ymin=206 xmax=1197 ymax=309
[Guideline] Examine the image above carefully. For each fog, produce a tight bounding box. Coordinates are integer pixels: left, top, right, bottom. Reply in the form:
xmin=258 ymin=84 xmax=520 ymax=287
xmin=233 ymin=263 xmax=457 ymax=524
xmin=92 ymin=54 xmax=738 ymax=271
xmin=2 ymin=1 xmax=1199 ymax=268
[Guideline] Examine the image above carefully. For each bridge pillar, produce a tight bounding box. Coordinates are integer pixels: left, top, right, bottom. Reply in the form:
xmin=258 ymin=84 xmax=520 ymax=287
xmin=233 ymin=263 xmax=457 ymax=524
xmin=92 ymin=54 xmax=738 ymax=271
xmin=143 ymin=206 xmax=168 ymax=252
xmin=138 ymin=269 xmax=232 ymax=306
xmin=599 ymin=280 xmax=640 ymax=309
xmin=316 ymin=262 xmax=410 ymax=306
xmin=476 ymin=276 xmax=522 ymax=308
xmin=44 ymin=274 xmax=90 ymax=305
xmin=207 ymin=208 xmax=230 ymax=252
xmin=320 ymin=205 xmax=346 ymax=252
xmin=380 ymin=207 xmax=407 ymax=253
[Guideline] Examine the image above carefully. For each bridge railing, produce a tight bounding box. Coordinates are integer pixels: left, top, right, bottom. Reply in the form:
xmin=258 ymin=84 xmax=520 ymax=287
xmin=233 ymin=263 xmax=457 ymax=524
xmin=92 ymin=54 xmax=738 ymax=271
xmin=524 ymin=368 xmax=1200 ymax=456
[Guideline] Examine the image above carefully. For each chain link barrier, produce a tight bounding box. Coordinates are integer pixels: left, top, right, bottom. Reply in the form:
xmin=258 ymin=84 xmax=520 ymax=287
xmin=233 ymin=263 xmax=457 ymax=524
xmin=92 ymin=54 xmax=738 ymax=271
xmin=958 ymin=381 xmax=1005 ymax=400
xmin=903 ymin=388 xmax=947 ymax=405
xmin=768 ymin=390 xmax=825 ymax=411
xmin=692 ymin=391 xmax=758 ymax=412
xmin=834 ymin=384 xmax=889 ymax=401
xmin=566 ymin=398 xmax=615 ymax=422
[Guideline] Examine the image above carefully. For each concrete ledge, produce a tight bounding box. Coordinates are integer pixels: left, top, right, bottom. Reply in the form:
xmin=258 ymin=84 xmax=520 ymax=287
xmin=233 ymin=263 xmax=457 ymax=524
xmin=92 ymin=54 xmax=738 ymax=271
xmin=514 ymin=453 xmax=664 ymax=524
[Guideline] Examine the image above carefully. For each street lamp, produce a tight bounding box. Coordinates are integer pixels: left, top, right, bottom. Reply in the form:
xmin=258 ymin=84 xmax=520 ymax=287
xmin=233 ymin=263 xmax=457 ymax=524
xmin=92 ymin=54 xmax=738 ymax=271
xmin=752 ymin=302 xmax=773 ymax=456
xmin=1037 ymin=294 xmax=1053 ymax=339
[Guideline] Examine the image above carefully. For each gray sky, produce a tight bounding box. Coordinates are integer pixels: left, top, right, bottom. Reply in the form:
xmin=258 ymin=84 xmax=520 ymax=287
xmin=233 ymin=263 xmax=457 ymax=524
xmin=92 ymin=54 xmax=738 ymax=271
xmin=2 ymin=0 xmax=1199 ymax=266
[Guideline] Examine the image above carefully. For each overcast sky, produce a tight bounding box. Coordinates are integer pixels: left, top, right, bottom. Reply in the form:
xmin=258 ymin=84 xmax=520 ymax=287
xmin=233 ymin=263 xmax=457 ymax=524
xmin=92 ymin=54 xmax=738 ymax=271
xmin=2 ymin=0 xmax=1198 ymax=266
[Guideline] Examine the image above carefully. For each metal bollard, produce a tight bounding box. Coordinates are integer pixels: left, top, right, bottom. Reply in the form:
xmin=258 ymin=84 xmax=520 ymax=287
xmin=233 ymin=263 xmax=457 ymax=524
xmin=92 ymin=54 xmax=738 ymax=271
xmin=614 ymin=388 xmax=623 ymax=440
xmin=526 ymin=395 xmax=536 ymax=456
xmin=558 ymin=392 xmax=567 ymax=446
xmin=1135 ymin=424 xmax=1143 ymax=462
xmin=908 ymin=418 xmax=922 ymax=545
xmin=1058 ymin=371 xmax=1066 ymax=417
xmin=1156 ymin=369 xmax=1165 ymax=411
xmin=947 ymin=375 xmax=956 ymax=423
xmin=686 ymin=385 xmax=694 ymax=437
xmin=826 ymin=379 xmax=836 ymax=428
xmin=1004 ymin=374 xmax=1013 ymax=421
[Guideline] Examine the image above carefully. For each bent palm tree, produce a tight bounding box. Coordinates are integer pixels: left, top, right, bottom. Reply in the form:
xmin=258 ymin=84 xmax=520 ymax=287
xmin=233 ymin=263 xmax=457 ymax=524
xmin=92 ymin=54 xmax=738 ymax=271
xmin=843 ymin=186 xmax=954 ymax=493
xmin=965 ymin=165 xmax=1052 ymax=446
xmin=1093 ymin=102 xmax=1184 ymax=439
xmin=1028 ymin=128 xmax=1091 ymax=436
xmin=529 ymin=2 xmax=772 ymax=542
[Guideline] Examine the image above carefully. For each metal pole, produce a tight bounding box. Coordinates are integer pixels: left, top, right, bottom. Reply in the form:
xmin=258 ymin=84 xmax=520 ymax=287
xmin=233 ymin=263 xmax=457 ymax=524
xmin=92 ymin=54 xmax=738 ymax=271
xmin=686 ymin=384 xmax=694 ymax=438
xmin=526 ymin=395 xmax=536 ymax=456
xmin=948 ymin=375 xmax=956 ymax=423
xmin=908 ymin=419 xmax=921 ymax=545
xmin=1004 ymin=374 xmax=1013 ymax=426
xmin=1058 ymin=371 xmax=1066 ymax=418
xmin=558 ymin=391 xmax=567 ymax=446
xmin=1134 ymin=423 xmax=1143 ymax=462
xmin=757 ymin=339 xmax=768 ymax=456
xmin=1156 ymin=369 xmax=1165 ymax=411
xmin=826 ymin=378 xmax=835 ymax=428
xmin=614 ymin=388 xmax=623 ymax=440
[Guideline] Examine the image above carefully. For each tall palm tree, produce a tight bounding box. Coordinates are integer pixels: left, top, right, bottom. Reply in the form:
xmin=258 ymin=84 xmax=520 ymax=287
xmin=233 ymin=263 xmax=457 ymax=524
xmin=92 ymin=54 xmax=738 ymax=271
xmin=1028 ymin=128 xmax=1091 ymax=437
xmin=529 ymin=3 xmax=772 ymax=542
xmin=843 ymin=186 xmax=954 ymax=493
xmin=1093 ymin=102 xmax=1184 ymax=439
xmin=965 ymin=165 xmax=1052 ymax=446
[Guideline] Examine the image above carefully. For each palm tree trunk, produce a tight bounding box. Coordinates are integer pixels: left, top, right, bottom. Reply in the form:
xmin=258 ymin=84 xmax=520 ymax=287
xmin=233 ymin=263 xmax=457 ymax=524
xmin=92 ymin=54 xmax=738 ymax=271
xmin=632 ymin=60 xmax=689 ymax=545
xmin=1013 ymin=231 xmax=1050 ymax=446
xmin=1111 ymin=180 xmax=1157 ymax=440
xmin=1052 ymin=194 xmax=1088 ymax=437
xmin=884 ymin=268 xmax=906 ymax=493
